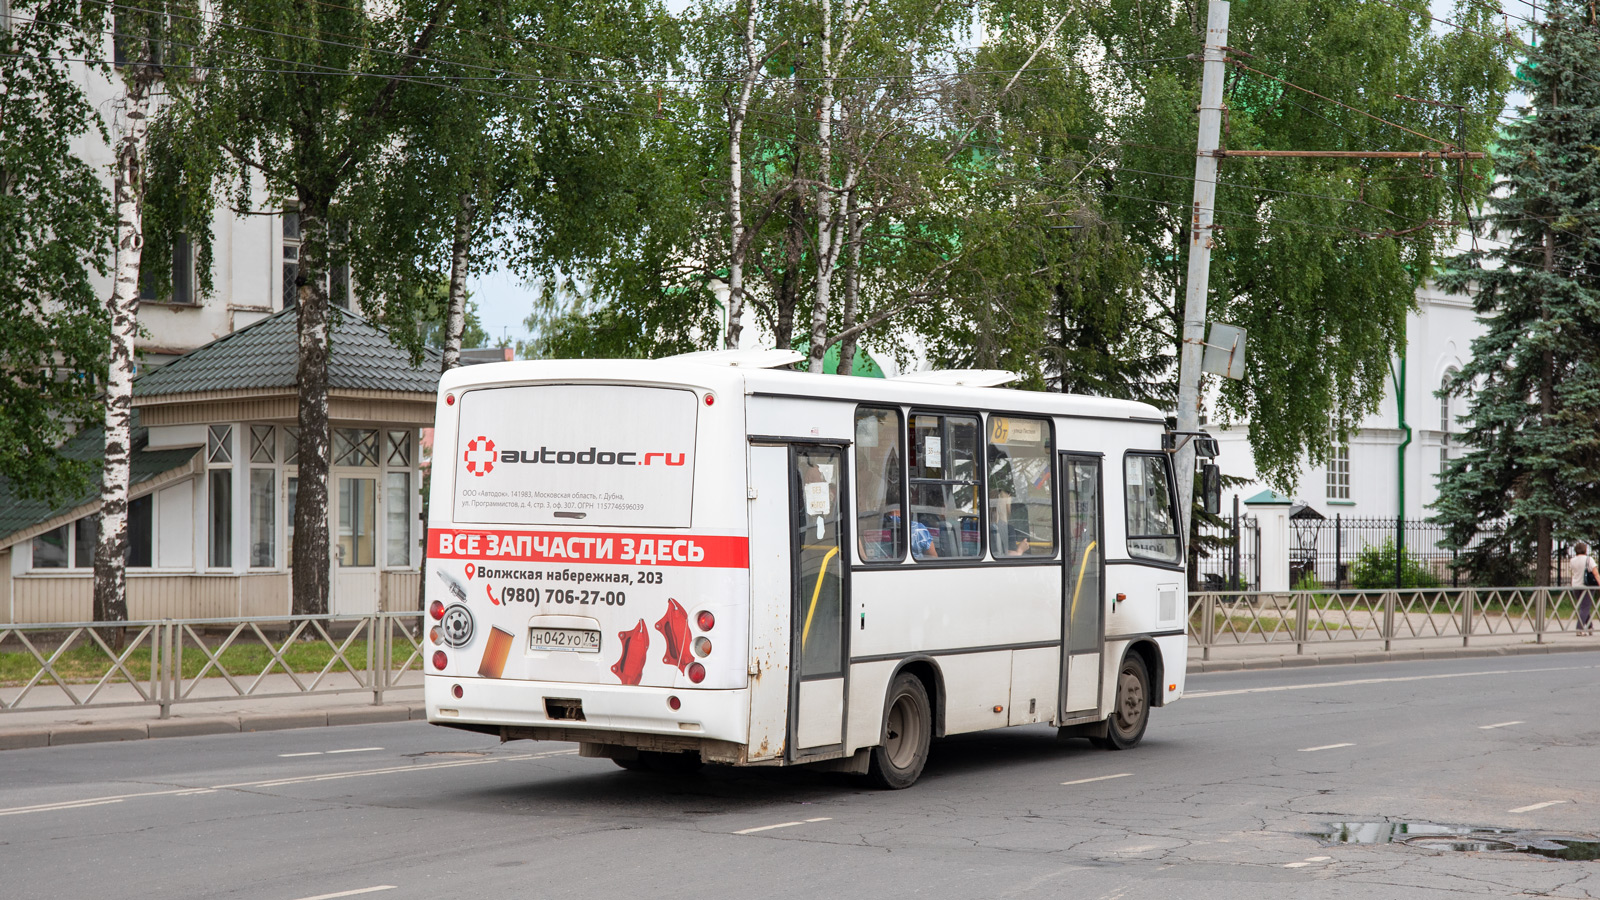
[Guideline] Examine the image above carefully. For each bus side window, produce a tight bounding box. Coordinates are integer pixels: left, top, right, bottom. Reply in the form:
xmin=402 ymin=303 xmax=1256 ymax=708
xmin=987 ymin=416 xmax=1055 ymax=558
xmin=1124 ymin=453 xmax=1180 ymax=563
xmin=854 ymin=407 xmax=905 ymax=561
xmin=908 ymin=411 xmax=982 ymax=559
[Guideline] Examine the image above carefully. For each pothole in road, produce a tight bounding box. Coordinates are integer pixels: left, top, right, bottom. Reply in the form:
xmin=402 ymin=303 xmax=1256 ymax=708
xmin=1313 ymin=823 xmax=1600 ymax=860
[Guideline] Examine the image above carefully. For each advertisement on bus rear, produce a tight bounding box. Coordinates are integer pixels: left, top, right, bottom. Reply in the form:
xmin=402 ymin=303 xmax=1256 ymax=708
xmin=428 ymin=529 xmax=749 ymax=690
xmin=452 ymin=384 xmax=699 ymax=529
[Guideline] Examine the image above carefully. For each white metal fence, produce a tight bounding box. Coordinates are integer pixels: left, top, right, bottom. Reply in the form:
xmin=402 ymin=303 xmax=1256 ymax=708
xmin=0 ymin=612 xmax=424 ymax=718
xmin=1189 ymin=586 xmax=1596 ymax=658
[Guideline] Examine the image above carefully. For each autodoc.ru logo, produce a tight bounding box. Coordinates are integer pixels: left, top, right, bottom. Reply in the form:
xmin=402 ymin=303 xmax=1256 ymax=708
xmin=462 ymin=434 xmax=684 ymax=477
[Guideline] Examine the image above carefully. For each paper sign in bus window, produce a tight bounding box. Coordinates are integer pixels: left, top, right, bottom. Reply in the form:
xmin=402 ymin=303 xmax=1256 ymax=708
xmin=805 ymin=481 xmax=831 ymax=516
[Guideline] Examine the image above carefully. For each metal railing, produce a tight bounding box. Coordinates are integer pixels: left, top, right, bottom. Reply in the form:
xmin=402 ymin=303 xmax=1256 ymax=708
xmin=0 ymin=612 xmax=424 ymax=718
xmin=1188 ymin=586 xmax=1597 ymax=658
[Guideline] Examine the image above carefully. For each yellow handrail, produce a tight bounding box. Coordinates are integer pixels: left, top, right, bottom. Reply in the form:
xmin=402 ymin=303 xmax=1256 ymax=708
xmin=1069 ymin=541 xmax=1099 ymax=624
xmin=801 ymin=545 xmax=841 ymax=650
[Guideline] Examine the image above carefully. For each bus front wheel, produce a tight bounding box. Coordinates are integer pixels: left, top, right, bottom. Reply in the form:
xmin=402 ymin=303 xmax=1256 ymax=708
xmin=1090 ymin=654 xmax=1150 ymax=751
xmin=866 ymin=673 xmax=932 ymax=789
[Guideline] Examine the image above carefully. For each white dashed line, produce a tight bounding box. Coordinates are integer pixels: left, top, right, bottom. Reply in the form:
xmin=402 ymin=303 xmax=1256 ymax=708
xmin=1298 ymin=743 xmax=1355 ymax=752
xmin=734 ymin=817 xmax=831 ymax=835
xmin=1282 ymin=862 xmax=1310 ymax=868
xmin=289 ymin=886 xmax=396 ymax=900
xmin=326 ymin=747 xmax=384 ymax=754
xmin=1479 ymin=721 xmax=1524 ymax=730
xmin=279 ymin=752 xmax=323 ymax=758
xmin=1509 ymin=800 xmax=1567 ymax=813
xmin=279 ymin=747 xmax=384 ymax=758
xmin=1186 ymin=664 xmax=1600 ymax=699
xmin=1305 ymin=856 xmax=1330 ymax=862
xmin=1061 ymin=773 xmax=1133 ymax=786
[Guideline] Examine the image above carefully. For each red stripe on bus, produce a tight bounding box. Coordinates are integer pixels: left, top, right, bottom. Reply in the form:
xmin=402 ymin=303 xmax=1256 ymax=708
xmin=430 ymin=529 xmax=749 ymax=568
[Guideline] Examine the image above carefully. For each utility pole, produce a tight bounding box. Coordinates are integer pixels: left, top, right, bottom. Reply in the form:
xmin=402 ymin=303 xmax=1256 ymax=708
xmin=1175 ymin=0 xmax=1230 ymax=531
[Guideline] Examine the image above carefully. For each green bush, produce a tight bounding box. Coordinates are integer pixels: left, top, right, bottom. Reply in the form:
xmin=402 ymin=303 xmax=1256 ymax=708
xmin=1349 ymin=538 xmax=1443 ymax=589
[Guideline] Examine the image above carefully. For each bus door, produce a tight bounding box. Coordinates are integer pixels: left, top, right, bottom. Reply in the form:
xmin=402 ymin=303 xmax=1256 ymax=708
xmin=1060 ymin=454 xmax=1105 ymax=720
xmin=787 ymin=444 xmax=850 ymax=761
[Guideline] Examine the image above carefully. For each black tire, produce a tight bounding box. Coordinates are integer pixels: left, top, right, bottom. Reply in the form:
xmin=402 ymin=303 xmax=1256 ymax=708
xmin=639 ymin=750 xmax=703 ymax=775
xmin=866 ymin=673 xmax=932 ymax=789
xmin=1090 ymin=653 xmax=1150 ymax=751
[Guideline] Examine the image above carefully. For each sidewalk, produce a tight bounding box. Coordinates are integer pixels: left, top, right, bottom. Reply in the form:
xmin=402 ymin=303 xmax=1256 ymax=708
xmin=2 ymin=633 xmax=1597 ymax=751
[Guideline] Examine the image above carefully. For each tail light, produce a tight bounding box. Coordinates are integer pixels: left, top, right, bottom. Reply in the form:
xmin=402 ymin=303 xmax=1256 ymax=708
xmin=432 ymin=650 xmax=448 ymax=670
xmin=695 ymin=610 xmax=715 ymax=631
xmin=429 ymin=600 xmax=445 ymax=620
xmin=693 ymin=637 xmax=712 ymax=658
xmin=668 ymin=695 xmax=681 ymax=710
xmin=429 ymin=627 xmax=442 ymax=645
xmin=687 ymin=662 xmax=705 ymax=684
xmin=452 ymin=684 xmax=464 ymax=699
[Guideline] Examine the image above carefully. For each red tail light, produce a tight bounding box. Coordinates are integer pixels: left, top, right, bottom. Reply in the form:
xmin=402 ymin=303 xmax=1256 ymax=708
xmin=668 ymin=695 xmax=681 ymax=710
xmin=432 ymin=650 xmax=448 ymax=670
xmin=429 ymin=600 xmax=445 ymax=620
xmin=452 ymin=684 xmax=464 ymax=699
xmin=695 ymin=610 xmax=715 ymax=631
xmin=687 ymin=662 xmax=705 ymax=683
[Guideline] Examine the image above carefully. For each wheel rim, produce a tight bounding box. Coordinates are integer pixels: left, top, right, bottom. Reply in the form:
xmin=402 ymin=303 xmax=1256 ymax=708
xmin=884 ymin=691 xmax=923 ymax=770
xmin=1112 ymin=665 xmax=1146 ymax=737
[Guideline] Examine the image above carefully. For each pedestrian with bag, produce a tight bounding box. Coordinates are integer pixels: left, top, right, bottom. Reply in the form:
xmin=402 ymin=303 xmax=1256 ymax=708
xmin=1571 ymin=542 xmax=1597 ymax=636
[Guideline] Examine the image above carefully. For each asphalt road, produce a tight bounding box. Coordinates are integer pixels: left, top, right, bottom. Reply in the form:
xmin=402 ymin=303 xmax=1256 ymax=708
xmin=3 ymin=651 xmax=1599 ymax=900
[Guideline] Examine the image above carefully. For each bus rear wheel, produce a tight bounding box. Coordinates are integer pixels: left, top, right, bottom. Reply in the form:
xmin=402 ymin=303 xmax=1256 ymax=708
xmin=1090 ymin=654 xmax=1150 ymax=751
xmin=866 ymin=673 xmax=932 ymax=789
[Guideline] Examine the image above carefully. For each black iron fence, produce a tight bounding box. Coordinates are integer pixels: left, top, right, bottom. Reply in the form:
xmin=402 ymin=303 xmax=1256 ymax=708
xmin=1195 ymin=512 xmax=1261 ymax=591
xmin=1285 ymin=516 xmax=1531 ymax=589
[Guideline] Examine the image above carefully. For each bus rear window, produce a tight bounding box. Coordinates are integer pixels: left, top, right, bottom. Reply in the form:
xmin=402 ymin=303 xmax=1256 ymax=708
xmin=451 ymin=384 xmax=698 ymax=528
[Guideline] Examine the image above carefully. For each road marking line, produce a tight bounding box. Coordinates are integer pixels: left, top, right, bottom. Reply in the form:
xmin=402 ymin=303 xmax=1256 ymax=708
xmin=1061 ymin=773 xmax=1133 ymax=786
xmin=326 ymin=747 xmax=384 ymax=754
xmin=290 ymin=887 xmax=396 ymax=900
xmin=1479 ymin=721 xmax=1524 ymax=730
xmin=1305 ymin=856 xmax=1330 ymax=861
xmin=175 ymin=789 xmax=216 ymax=796
xmin=1187 ymin=664 xmax=1599 ymax=699
xmin=734 ymin=817 xmax=831 ymax=835
xmin=0 ymin=797 xmax=127 ymax=817
xmin=1298 ymin=743 xmax=1354 ymax=752
xmin=0 ymin=787 xmax=191 ymax=817
xmin=1282 ymin=862 xmax=1310 ymax=868
xmin=1509 ymin=800 xmax=1567 ymax=813
xmin=280 ymin=752 xmax=323 ymax=757
xmin=222 ymin=754 xmax=540 ymax=789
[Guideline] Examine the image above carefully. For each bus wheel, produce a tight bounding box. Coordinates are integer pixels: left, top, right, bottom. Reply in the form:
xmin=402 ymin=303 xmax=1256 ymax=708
xmin=1091 ymin=654 xmax=1150 ymax=750
xmin=866 ymin=673 xmax=932 ymax=789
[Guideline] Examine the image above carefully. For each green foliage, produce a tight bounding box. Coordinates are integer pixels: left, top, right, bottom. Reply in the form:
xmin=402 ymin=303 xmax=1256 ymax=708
xmin=0 ymin=0 xmax=114 ymax=503
xmin=1085 ymin=0 xmax=1512 ymax=488
xmin=1432 ymin=0 xmax=1600 ymax=584
xmin=1348 ymin=537 xmax=1442 ymax=589
xmin=1292 ymin=569 xmax=1323 ymax=592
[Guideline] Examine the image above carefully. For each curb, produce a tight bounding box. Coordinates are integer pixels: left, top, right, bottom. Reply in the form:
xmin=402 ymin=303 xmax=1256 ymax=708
xmin=1186 ymin=640 xmax=1600 ymax=673
xmin=0 ymin=702 xmax=427 ymax=751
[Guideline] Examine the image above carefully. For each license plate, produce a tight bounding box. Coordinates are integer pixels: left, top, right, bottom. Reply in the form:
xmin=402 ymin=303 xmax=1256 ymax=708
xmin=529 ymin=627 xmax=601 ymax=652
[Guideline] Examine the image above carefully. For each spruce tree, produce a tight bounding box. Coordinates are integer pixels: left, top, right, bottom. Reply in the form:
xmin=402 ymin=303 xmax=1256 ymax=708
xmin=1433 ymin=0 xmax=1600 ymax=586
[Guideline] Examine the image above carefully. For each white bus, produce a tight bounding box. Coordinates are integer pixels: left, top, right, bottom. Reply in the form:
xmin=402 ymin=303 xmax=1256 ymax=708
xmin=423 ymin=351 xmax=1192 ymax=788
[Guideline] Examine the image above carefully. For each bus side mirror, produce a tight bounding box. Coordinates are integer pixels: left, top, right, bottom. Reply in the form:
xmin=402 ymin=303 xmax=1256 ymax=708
xmin=1201 ymin=463 xmax=1221 ymax=516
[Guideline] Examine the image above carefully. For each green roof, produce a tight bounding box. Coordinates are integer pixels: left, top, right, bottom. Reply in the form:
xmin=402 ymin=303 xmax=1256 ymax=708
xmin=790 ymin=343 xmax=886 ymax=378
xmin=0 ymin=410 xmax=198 ymax=543
xmin=134 ymin=307 xmax=443 ymax=397
xmin=1243 ymin=489 xmax=1294 ymax=505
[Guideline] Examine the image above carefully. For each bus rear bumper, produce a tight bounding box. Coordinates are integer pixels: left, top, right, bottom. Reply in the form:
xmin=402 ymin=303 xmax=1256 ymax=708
xmin=425 ymin=675 xmax=750 ymax=747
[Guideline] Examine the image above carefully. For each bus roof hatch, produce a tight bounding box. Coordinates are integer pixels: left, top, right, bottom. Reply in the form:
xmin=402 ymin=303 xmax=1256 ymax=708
xmin=890 ymin=369 xmax=1020 ymax=388
xmin=665 ymin=348 xmax=806 ymax=369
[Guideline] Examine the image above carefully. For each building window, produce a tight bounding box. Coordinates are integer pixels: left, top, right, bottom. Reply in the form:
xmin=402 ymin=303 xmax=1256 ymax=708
xmin=73 ymin=516 xmax=98 ymax=568
xmin=209 ymin=469 xmax=232 ymax=567
xmin=281 ymin=207 xmax=349 ymax=310
xmin=129 ymin=494 xmax=153 ymax=567
xmin=286 ymin=476 xmax=299 ymax=566
xmin=32 ymin=525 xmax=69 ymax=569
xmin=250 ymin=469 xmax=275 ymax=567
xmin=385 ymin=430 xmax=411 ymax=467
xmin=250 ymin=425 xmax=276 ymax=464
xmin=385 ymin=472 xmax=411 ymax=566
xmin=208 ymin=424 xmax=233 ymax=463
xmin=339 ymin=477 xmax=375 ymax=566
xmin=1327 ymin=444 xmax=1350 ymax=500
xmin=284 ymin=426 xmax=299 ymax=465
xmin=333 ymin=428 xmax=378 ymax=467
